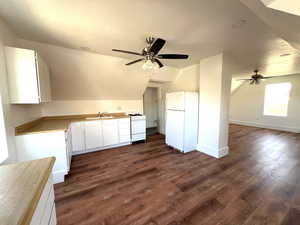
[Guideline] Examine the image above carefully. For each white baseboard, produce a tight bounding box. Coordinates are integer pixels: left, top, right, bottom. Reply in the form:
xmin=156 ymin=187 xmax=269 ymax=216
xmin=196 ymin=144 xmax=229 ymax=159
xmin=72 ymin=142 xmax=131 ymax=156
xmin=53 ymin=170 xmax=67 ymax=184
xmin=230 ymin=120 xmax=300 ymax=133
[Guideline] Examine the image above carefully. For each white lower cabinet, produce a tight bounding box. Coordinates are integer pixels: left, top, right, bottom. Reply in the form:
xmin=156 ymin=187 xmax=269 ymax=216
xmin=16 ymin=131 xmax=70 ymax=184
xmin=102 ymin=119 xmax=119 ymax=146
xmin=85 ymin=120 xmax=103 ymax=149
xmin=71 ymin=118 xmax=131 ymax=155
xmin=71 ymin=122 xmax=85 ymax=152
xmin=118 ymin=118 xmax=131 ymax=143
xmin=30 ymin=175 xmax=56 ymax=225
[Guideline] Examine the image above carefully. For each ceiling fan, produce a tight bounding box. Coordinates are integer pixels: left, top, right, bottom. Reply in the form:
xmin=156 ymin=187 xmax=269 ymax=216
xmin=237 ymin=70 xmax=294 ymax=85
xmin=112 ymin=37 xmax=189 ymax=70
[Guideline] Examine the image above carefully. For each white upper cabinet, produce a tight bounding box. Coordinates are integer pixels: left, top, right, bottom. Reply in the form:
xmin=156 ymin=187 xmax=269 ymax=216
xmin=36 ymin=54 xmax=52 ymax=102
xmin=4 ymin=46 xmax=52 ymax=104
xmin=85 ymin=120 xmax=103 ymax=150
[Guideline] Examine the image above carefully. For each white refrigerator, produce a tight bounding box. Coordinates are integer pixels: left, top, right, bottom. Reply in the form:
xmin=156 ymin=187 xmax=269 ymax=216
xmin=166 ymin=91 xmax=198 ymax=153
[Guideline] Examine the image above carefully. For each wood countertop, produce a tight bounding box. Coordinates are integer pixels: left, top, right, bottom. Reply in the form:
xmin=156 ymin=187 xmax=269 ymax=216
xmin=15 ymin=113 xmax=130 ymax=136
xmin=0 ymin=157 xmax=55 ymax=225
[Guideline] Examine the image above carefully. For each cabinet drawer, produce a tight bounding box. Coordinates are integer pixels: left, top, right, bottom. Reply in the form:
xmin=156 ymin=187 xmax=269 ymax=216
xmin=30 ymin=175 xmax=53 ymax=225
xmin=132 ymin=133 xmax=146 ymax=142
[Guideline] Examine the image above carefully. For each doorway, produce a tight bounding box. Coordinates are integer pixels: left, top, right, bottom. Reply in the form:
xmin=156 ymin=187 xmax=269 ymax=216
xmin=143 ymin=87 xmax=159 ymax=136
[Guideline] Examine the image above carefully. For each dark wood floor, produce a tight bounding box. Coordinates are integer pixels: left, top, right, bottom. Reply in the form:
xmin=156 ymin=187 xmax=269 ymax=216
xmin=54 ymin=125 xmax=300 ymax=225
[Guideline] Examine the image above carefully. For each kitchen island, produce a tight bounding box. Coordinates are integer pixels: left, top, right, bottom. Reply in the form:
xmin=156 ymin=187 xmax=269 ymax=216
xmin=0 ymin=157 xmax=56 ymax=225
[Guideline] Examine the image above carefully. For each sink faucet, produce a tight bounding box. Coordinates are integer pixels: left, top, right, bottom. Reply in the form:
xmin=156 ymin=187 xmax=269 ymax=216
xmin=98 ymin=112 xmax=108 ymax=117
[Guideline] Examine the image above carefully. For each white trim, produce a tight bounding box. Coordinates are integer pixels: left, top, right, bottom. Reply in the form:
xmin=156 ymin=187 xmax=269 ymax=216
xmin=52 ymin=169 xmax=67 ymax=184
xmin=196 ymin=144 xmax=229 ymax=158
xmin=72 ymin=142 xmax=131 ymax=156
xmin=230 ymin=120 xmax=300 ymax=133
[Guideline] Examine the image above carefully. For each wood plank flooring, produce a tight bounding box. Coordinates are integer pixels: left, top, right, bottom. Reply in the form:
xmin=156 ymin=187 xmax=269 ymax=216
xmin=54 ymin=125 xmax=300 ymax=225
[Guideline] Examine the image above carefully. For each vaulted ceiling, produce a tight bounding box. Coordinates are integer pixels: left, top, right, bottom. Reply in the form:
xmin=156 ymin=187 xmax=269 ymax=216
xmin=0 ymin=0 xmax=300 ymax=77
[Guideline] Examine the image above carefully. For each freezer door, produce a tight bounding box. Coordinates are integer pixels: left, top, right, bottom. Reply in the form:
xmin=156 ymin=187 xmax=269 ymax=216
xmin=166 ymin=110 xmax=184 ymax=151
xmin=166 ymin=92 xmax=185 ymax=111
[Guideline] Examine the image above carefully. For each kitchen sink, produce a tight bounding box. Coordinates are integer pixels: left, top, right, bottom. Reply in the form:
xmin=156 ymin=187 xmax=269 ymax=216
xmin=85 ymin=117 xmax=101 ymax=120
xmin=85 ymin=116 xmax=114 ymax=120
xmin=100 ymin=116 xmax=114 ymax=119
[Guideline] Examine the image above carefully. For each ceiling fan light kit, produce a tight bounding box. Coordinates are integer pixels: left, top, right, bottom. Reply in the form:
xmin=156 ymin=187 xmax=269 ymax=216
xmin=142 ymin=60 xmax=159 ymax=71
xmin=112 ymin=37 xmax=189 ymax=70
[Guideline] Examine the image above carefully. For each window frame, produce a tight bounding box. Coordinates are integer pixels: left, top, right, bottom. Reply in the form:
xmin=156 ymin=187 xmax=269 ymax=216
xmin=263 ymin=82 xmax=292 ymax=117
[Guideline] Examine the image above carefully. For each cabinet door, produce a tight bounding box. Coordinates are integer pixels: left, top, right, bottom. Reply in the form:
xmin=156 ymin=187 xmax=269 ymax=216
xmin=102 ymin=120 xmax=119 ymax=146
xmin=118 ymin=118 xmax=130 ymax=143
xmin=71 ymin=122 xmax=85 ymax=152
xmin=85 ymin=121 xmax=103 ymax=149
xmin=166 ymin=110 xmax=184 ymax=151
xmin=4 ymin=47 xmax=40 ymax=104
xmin=65 ymin=129 xmax=72 ymax=171
xmin=166 ymin=92 xmax=185 ymax=111
xmin=36 ymin=54 xmax=52 ymax=103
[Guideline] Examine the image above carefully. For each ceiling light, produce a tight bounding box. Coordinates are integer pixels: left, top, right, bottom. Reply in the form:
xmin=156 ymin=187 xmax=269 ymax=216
xmin=142 ymin=60 xmax=159 ymax=71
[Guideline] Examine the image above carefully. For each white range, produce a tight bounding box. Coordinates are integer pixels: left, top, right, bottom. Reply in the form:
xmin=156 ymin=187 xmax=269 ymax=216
xmin=129 ymin=114 xmax=146 ymax=142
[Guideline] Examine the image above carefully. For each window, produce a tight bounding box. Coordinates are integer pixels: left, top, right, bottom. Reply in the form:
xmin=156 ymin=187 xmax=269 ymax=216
xmin=0 ymin=95 xmax=8 ymax=163
xmin=263 ymin=82 xmax=291 ymax=117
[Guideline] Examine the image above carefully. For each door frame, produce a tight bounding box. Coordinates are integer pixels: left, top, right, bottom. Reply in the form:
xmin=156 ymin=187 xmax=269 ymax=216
xmin=143 ymin=85 xmax=163 ymax=134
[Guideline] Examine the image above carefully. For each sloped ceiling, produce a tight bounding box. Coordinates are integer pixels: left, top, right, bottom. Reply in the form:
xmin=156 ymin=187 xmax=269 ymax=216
xmin=16 ymin=39 xmax=179 ymax=100
xmin=1 ymin=0 xmax=300 ymax=78
xmin=260 ymin=0 xmax=300 ymax=17
xmin=241 ymin=0 xmax=300 ymax=50
xmin=237 ymin=0 xmax=300 ymax=78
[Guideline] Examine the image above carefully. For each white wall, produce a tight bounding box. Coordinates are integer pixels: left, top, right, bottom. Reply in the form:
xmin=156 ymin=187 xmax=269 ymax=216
xmin=0 ymin=19 xmax=42 ymax=164
xmin=17 ymin=39 xmax=151 ymax=100
xmin=16 ymin=39 xmax=179 ymax=116
xmin=198 ymin=53 xmax=232 ymax=158
xmin=158 ymin=64 xmax=200 ymax=134
xmin=42 ymin=100 xmax=143 ymax=116
xmin=163 ymin=64 xmax=199 ymax=92
xmin=230 ymin=74 xmax=300 ymax=132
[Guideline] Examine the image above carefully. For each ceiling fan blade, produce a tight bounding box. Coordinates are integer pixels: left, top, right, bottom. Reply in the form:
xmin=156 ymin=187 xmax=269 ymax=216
xmin=237 ymin=78 xmax=252 ymax=81
xmin=112 ymin=49 xmax=143 ymax=56
xmin=250 ymin=80 xmax=255 ymax=85
xmin=125 ymin=58 xmax=144 ymax=66
xmin=158 ymin=54 xmax=189 ymax=59
xmin=154 ymin=59 xmax=164 ymax=68
xmin=150 ymin=38 xmax=166 ymax=55
xmin=263 ymin=74 xmax=296 ymax=79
